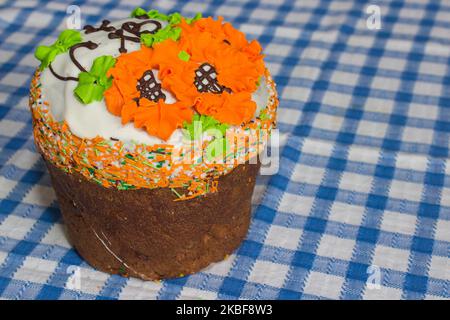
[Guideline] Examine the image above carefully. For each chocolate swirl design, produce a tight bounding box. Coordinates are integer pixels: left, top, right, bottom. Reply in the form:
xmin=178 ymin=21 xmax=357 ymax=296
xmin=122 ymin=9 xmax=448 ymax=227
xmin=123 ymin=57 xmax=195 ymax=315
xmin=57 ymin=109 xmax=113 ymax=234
xmin=49 ymin=18 xmax=162 ymax=82
xmin=84 ymin=19 xmax=162 ymax=53
xmin=48 ymin=41 xmax=98 ymax=82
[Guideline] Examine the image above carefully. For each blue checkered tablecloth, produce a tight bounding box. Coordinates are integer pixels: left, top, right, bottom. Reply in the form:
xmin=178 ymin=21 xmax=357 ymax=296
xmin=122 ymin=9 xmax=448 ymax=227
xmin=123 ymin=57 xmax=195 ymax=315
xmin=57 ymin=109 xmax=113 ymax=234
xmin=0 ymin=0 xmax=449 ymax=300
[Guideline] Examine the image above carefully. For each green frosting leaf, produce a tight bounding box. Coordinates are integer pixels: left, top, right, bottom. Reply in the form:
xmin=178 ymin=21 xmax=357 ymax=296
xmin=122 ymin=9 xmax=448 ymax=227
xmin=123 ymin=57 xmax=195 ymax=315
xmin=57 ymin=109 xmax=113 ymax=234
xmin=131 ymin=7 xmax=171 ymax=21
xmin=205 ymin=137 xmax=230 ymax=161
xmin=183 ymin=114 xmax=230 ymax=162
xmin=186 ymin=12 xmax=202 ymax=24
xmin=130 ymin=7 xmax=148 ymax=18
xmin=74 ymin=55 xmax=116 ymax=104
xmin=168 ymin=12 xmax=182 ymax=24
xmin=141 ymin=25 xmax=181 ymax=47
xmin=183 ymin=114 xmax=229 ymax=141
xmin=131 ymin=7 xmax=202 ymax=24
xmin=132 ymin=8 xmax=203 ymax=47
xmin=147 ymin=9 xmax=170 ymax=21
xmin=34 ymin=29 xmax=82 ymax=70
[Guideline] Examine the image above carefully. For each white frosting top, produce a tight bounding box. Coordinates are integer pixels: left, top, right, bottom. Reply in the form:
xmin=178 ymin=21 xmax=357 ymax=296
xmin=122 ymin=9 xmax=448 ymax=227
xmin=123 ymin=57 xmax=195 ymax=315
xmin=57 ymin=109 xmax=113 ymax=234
xmin=40 ymin=18 xmax=271 ymax=146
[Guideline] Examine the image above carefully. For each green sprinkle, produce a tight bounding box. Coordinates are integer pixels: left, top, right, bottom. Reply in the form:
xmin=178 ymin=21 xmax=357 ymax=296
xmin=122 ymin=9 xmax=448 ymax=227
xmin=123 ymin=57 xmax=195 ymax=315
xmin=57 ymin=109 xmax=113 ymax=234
xmin=128 ymin=163 xmax=142 ymax=171
xmin=117 ymin=181 xmax=135 ymax=190
xmin=168 ymin=12 xmax=182 ymax=24
xmin=171 ymin=188 xmax=182 ymax=198
xmin=118 ymin=265 xmax=127 ymax=275
xmin=141 ymin=160 xmax=153 ymax=167
xmin=92 ymin=177 xmax=102 ymax=184
xmin=178 ymin=50 xmax=190 ymax=61
xmin=259 ymin=108 xmax=270 ymax=121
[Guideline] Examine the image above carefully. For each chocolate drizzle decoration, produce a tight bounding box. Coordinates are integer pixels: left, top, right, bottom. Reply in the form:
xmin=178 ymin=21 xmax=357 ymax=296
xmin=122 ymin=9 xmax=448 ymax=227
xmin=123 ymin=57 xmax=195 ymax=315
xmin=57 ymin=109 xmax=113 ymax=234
xmin=49 ymin=18 xmax=163 ymax=83
xmin=69 ymin=41 xmax=99 ymax=72
xmin=48 ymin=41 xmax=98 ymax=82
xmin=194 ymin=63 xmax=231 ymax=94
xmin=136 ymin=70 xmax=166 ymax=102
xmin=84 ymin=20 xmax=115 ymax=34
xmin=49 ymin=65 xmax=78 ymax=82
xmin=84 ymin=19 xmax=162 ymax=53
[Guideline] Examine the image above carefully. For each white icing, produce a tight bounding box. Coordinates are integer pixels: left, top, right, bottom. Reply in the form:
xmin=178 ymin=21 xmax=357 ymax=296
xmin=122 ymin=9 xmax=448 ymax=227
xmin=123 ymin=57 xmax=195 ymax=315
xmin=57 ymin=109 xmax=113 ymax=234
xmin=40 ymin=18 xmax=271 ymax=146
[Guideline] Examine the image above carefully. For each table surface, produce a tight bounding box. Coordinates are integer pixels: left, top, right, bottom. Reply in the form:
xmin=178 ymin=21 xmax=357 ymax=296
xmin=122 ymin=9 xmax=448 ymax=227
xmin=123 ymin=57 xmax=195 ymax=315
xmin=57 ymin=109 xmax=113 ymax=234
xmin=0 ymin=0 xmax=449 ymax=300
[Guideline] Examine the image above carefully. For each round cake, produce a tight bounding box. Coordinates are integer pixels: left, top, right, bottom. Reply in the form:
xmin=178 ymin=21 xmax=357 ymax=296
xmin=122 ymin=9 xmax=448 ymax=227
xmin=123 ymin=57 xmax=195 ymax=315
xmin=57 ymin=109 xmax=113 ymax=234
xmin=29 ymin=8 xmax=278 ymax=280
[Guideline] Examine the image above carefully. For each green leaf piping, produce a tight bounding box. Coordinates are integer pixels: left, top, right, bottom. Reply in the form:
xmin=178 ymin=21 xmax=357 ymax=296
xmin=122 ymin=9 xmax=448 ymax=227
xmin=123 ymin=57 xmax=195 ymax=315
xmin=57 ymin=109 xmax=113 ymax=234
xmin=141 ymin=24 xmax=181 ymax=47
xmin=130 ymin=7 xmax=148 ymax=18
xmin=178 ymin=50 xmax=190 ymax=61
xmin=131 ymin=7 xmax=201 ymax=24
xmin=147 ymin=9 xmax=170 ymax=21
xmin=183 ymin=114 xmax=229 ymax=141
xmin=183 ymin=114 xmax=230 ymax=161
xmin=185 ymin=12 xmax=202 ymax=24
xmin=132 ymin=8 xmax=202 ymax=47
xmin=205 ymin=137 xmax=230 ymax=161
xmin=34 ymin=29 xmax=82 ymax=70
xmin=74 ymin=55 xmax=116 ymax=104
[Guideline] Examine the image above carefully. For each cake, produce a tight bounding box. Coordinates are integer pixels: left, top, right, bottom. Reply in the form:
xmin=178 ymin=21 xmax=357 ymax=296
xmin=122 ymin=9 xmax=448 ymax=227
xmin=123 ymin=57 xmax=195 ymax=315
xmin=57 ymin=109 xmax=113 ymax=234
xmin=29 ymin=8 xmax=278 ymax=280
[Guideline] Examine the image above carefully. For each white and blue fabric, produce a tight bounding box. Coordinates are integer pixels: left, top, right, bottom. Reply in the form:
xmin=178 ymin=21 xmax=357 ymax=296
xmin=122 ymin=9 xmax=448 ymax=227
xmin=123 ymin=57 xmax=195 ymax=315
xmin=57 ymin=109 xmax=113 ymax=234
xmin=0 ymin=0 xmax=449 ymax=299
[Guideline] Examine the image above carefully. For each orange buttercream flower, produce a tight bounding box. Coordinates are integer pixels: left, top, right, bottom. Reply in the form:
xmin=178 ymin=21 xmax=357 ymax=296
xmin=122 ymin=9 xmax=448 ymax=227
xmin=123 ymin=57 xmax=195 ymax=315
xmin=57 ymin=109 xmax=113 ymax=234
xmin=104 ymin=16 xmax=265 ymax=138
xmin=104 ymin=45 xmax=193 ymax=140
xmin=132 ymin=98 xmax=193 ymax=141
xmin=149 ymin=19 xmax=264 ymax=125
xmin=179 ymin=16 xmax=264 ymax=67
xmin=178 ymin=31 xmax=261 ymax=93
xmin=195 ymin=91 xmax=256 ymax=125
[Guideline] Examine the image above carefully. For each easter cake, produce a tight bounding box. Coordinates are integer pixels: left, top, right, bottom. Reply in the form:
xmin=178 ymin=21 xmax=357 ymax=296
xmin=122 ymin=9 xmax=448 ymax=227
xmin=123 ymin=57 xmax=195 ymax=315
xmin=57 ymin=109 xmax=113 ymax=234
xmin=29 ymin=8 xmax=278 ymax=280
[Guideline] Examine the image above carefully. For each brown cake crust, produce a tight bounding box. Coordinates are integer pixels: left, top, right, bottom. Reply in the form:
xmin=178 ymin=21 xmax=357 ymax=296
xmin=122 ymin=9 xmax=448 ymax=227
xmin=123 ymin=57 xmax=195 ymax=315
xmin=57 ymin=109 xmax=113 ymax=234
xmin=44 ymin=158 xmax=260 ymax=280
